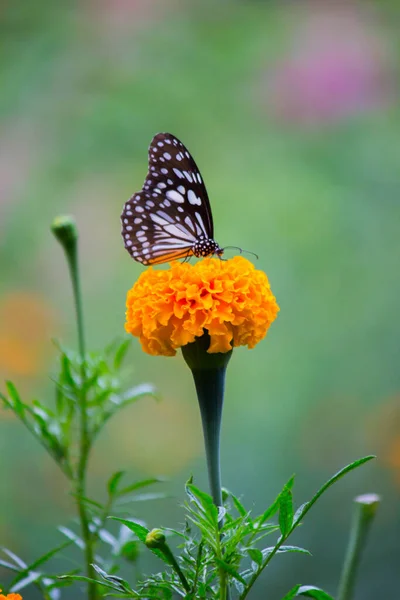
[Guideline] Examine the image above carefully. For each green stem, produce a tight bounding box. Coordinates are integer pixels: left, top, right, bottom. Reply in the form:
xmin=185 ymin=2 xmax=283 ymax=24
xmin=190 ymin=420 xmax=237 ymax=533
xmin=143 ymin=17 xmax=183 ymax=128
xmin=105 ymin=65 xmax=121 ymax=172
xmin=337 ymin=494 xmax=380 ymax=600
xmin=64 ymin=233 xmax=97 ymax=600
xmin=182 ymin=335 xmax=232 ymax=600
xmin=162 ymin=545 xmax=191 ymax=593
xmin=190 ymin=366 xmax=225 ymax=507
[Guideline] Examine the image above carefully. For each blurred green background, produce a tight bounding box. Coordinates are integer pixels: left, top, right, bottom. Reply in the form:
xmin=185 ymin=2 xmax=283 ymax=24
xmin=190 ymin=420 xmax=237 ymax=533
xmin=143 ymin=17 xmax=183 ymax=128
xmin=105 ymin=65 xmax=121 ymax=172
xmin=1 ymin=1 xmax=399 ymax=598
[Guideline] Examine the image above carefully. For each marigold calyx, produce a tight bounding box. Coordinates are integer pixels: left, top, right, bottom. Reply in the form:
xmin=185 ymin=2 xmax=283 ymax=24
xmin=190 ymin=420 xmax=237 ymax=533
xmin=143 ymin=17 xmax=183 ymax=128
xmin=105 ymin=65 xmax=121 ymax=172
xmin=182 ymin=331 xmax=232 ymax=371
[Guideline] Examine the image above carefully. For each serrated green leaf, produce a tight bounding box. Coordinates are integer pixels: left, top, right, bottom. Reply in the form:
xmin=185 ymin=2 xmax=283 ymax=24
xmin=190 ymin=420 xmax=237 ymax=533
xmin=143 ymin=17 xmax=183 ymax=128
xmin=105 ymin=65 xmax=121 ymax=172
xmin=110 ymin=518 xmax=167 ymax=564
xmin=1 ymin=548 xmax=27 ymax=569
xmin=108 ymin=471 xmax=125 ymax=495
xmin=247 ymin=548 xmax=263 ymax=566
xmin=10 ymin=571 xmax=41 ymax=592
xmin=214 ymin=558 xmax=247 ymax=585
xmin=293 ymin=502 xmax=309 ymax=525
xmin=5 ymin=382 xmax=25 ymax=417
xmin=231 ymin=493 xmax=247 ymax=517
xmin=10 ymin=540 xmax=72 ymax=588
xmin=70 ymin=493 xmax=104 ymax=512
xmin=279 ymin=488 xmax=294 ymax=537
xmin=297 ymin=585 xmax=334 ymax=599
xmin=257 ymin=475 xmax=295 ymax=527
xmin=0 ymin=559 xmax=20 ymax=573
xmin=115 ymin=492 xmax=167 ymax=506
xmin=293 ymin=456 xmax=375 ymax=527
xmin=58 ymin=526 xmax=84 ymax=549
xmin=281 ymin=584 xmax=302 ymax=599
xmin=114 ymin=339 xmax=132 ymax=370
xmin=117 ymin=477 xmax=162 ymax=498
xmin=58 ymin=574 xmax=117 ymax=591
xmin=60 ymin=354 xmax=77 ymax=390
xmin=185 ymin=483 xmax=218 ymax=525
xmin=263 ymin=546 xmax=311 ymax=557
xmin=93 ymin=564 xmax=132 ymax=593
xmin=110 ymin=518 xmax=149 ymax=542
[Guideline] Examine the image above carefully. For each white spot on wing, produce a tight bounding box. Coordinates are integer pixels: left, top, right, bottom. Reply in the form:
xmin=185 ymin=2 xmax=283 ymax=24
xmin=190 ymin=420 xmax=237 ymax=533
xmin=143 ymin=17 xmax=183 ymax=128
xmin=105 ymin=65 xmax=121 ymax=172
xmin=188 ymin=189 xmax=202 ymax=206
xmin=195 ymin=212 xmax=208 ymax=236
xmin=166 ymin=190 xmax=184 ymax=203
xmin=173 ymin=168 xmax=184 ymax=179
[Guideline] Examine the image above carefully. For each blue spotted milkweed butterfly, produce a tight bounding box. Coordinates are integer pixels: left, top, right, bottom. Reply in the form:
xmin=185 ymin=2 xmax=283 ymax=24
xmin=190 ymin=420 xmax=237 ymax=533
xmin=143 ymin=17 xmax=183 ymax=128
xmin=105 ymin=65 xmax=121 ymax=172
xmin=121 ymin=133 xmax=224 ymax=266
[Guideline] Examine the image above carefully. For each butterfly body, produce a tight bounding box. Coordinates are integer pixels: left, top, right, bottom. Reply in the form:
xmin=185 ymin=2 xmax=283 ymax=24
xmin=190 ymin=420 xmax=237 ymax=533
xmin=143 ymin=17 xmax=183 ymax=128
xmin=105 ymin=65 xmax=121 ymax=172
xmin=121 ymin=132 xmax=222 ymax=266
xmin=193 ymin=237 xmax=223 ymax=259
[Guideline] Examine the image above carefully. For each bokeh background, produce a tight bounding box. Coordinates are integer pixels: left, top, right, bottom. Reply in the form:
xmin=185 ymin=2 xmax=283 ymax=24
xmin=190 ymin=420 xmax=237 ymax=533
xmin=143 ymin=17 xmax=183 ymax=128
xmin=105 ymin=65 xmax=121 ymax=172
xmin=1 ymin=0 xmax=399 ymax=598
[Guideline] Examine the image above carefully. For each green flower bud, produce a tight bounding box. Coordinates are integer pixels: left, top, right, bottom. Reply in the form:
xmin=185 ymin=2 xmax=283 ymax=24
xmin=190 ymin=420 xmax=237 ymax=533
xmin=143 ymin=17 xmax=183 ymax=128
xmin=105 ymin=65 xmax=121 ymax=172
xmin=51 ymin=215 xmax=78 ymax=253
xmin=145 ymin=529 xmax=166 ymax=549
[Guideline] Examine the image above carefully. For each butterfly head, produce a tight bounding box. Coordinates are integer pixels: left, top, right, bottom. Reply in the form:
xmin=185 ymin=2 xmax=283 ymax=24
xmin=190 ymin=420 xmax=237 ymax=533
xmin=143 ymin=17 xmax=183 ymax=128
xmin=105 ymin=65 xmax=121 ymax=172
xmin=192 ymin=237 xmax=223 ymax=259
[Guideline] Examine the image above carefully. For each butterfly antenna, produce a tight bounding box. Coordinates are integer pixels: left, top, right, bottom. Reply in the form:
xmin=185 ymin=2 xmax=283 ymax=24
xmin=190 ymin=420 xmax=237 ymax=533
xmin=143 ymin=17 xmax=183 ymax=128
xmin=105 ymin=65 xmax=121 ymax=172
xmin=222 ymin=246 xmax=259 ymax=260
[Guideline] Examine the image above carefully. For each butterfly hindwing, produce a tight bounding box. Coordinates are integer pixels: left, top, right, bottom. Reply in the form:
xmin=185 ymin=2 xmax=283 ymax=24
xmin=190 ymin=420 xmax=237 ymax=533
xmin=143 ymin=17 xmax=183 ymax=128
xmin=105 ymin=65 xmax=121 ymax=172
xmin=121 ymin=133 xmax=214 ymax=265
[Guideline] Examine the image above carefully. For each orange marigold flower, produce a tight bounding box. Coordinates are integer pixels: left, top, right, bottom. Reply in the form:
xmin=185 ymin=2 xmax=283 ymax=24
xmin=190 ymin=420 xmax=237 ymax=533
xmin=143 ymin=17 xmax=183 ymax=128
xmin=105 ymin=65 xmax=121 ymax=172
xmin=125 ymin=256 xmax=279 ymax=356
xmin=0 ymin=590 xmax=22 ymax=600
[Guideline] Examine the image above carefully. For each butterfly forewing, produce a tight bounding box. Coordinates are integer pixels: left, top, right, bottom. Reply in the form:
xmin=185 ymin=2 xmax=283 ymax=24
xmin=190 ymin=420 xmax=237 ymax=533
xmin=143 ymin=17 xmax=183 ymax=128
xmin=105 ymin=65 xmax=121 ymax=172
xmin=121 ymin=133 xmax=214 ymax=265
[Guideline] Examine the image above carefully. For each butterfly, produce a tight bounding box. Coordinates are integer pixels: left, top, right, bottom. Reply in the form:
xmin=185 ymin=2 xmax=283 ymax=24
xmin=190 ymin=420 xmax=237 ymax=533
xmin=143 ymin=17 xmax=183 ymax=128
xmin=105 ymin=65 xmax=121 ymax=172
xmin=121 ymin=132 xmax=224 ymax=266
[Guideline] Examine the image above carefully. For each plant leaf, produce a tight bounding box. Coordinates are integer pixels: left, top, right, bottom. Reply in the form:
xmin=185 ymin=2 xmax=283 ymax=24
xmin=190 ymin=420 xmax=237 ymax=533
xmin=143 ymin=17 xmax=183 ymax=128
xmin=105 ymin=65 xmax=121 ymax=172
xmin=109 ymin=518 xmax=165 ymax=563
xmin=58 ymin=575 xmax=117 ymax=591
xmin=10 ymin=540 xmax=72 ymax=588
xmin=0 ymin=548 xmax=27 ymax=569
xmin=293 ymin=456 xmax=375 ymax=527
xmin=279 ymin=487 xmax=294 ymax=537
xmin=257 ymin=475 xmax=295 ymax=527
xmin=230 ymin=493 xmax=247 ymax=517
xmin=108 ymin=471 xmax=126 ymax=496
xmin=114 ymin=339 xmax=132 ymax=370
xmin=109 ymin=518 xmax=149 ymax=542
xmin=281 ymin=584 xmax=302 ymax=599
xmin=116 ymin=477 xmax=163 ymax=498
xmin=58 ymin=527 xmax=84 ymax=549
xmin=297 ymin=585 xmax=335 ymax=599
xmin=185 ymin=483 xmax=218 ymax=525
xmin=247 ymin=548 xmax=263 ymax=566
xmin=214 ymin=558 xmax=247 ymax=585
xmin=5 ymin=382 xmax=25 ymax=418
xmin=262 ymin=545 xmax=311 ymax=558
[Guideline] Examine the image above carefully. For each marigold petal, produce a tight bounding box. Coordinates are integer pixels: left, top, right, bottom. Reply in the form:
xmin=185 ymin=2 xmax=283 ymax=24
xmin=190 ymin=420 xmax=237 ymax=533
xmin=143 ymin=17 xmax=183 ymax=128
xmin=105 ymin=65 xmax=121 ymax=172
xmin=125 ymin=256 xmax=279 ymax=357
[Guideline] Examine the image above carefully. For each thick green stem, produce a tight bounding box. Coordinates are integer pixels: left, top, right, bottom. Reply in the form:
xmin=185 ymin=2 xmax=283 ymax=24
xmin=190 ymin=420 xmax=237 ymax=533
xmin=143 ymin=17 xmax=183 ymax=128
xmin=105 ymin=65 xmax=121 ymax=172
xmin=190 ymin=366 xmax=225 ymax=507
xmin=53 ymin=216 xmax=97 ymax=600
xmin=182 ymin=334 xmax=232 ymax=600
xmin=337 ymin=494 xmax=380 ymax=600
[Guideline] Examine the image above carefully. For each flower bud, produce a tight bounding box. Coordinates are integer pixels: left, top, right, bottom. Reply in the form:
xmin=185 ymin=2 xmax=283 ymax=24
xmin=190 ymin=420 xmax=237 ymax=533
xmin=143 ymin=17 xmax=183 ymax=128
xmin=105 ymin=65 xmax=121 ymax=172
xmin=145 ymin=528 xmax=166 ymax=549
xmin=51 ymin=215 xmax=78 ymax=253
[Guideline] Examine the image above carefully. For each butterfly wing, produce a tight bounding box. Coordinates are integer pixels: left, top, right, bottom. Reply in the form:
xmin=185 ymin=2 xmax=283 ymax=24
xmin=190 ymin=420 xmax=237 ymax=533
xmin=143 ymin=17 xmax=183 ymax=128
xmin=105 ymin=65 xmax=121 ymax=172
xmin=121 ymin=132 xmax=214 ymax=265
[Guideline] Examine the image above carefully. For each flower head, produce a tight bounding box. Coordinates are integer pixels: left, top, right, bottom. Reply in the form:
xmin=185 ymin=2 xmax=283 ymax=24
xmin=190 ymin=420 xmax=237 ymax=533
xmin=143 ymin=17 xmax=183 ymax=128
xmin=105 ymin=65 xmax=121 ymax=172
xmin=0 ymin=590 xmax=22 ymax=600
xmin=125 ymin=256 xmax=279 ymax=356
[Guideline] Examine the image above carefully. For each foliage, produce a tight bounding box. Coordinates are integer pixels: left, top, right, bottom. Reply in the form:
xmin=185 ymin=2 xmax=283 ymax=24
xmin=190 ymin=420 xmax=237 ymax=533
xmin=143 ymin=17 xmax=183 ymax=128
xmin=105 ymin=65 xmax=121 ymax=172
xmin=61 ymin=457 xmax=371 ymax=599
xmin=0 ymin=337 xmax=161 ymax=599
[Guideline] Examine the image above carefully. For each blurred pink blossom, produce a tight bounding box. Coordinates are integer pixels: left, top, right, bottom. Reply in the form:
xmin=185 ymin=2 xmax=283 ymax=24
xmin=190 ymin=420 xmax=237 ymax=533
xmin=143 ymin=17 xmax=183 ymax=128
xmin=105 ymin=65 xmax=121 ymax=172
xmin=265 ymin=3 xmax=395 ymax=125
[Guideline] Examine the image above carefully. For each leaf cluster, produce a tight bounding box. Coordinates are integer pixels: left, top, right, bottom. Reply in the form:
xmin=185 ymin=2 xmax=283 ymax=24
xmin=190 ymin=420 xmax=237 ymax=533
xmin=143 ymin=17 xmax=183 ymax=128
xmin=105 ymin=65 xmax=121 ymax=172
xmin=66 ymin=456 xmax=373 ymax=599
xmin=0 ymin=338 xmax=155 ymax=480
xmin=0 ymin=337 xmax=161 ymax=597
